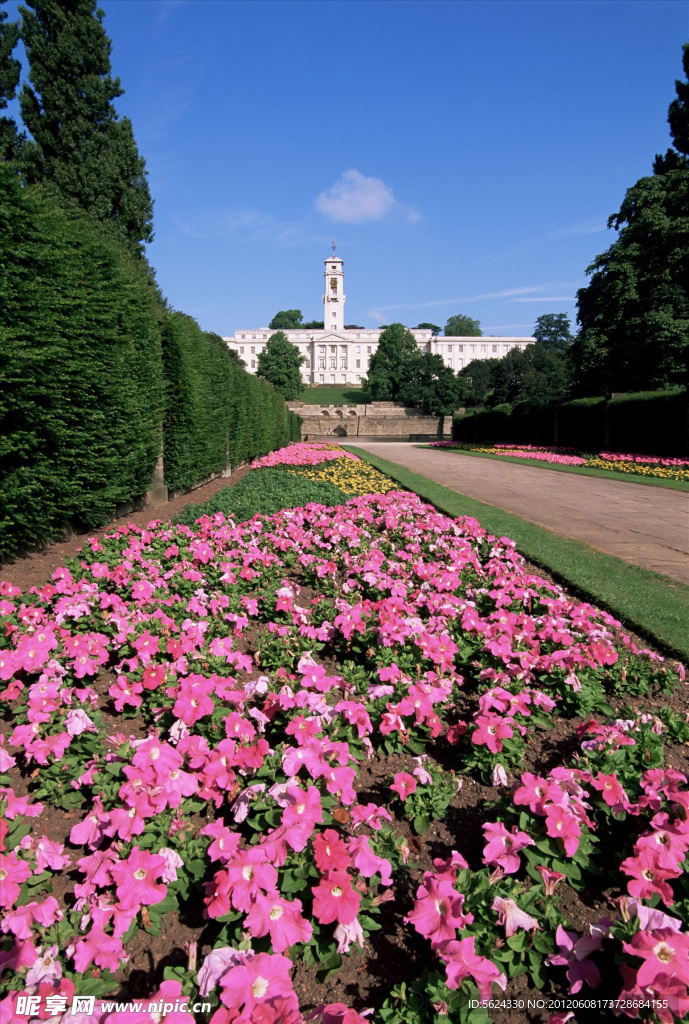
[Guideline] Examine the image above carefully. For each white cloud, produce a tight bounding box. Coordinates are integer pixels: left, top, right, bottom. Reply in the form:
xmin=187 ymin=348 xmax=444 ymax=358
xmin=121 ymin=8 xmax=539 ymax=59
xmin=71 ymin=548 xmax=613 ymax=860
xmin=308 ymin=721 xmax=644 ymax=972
xmin=513 ymin=296 xmax=577 ymax=302
xmin=315 ymin=169 xmax=420 ymax=224
xmin=369 ymin=283 xmax=579 ymax=314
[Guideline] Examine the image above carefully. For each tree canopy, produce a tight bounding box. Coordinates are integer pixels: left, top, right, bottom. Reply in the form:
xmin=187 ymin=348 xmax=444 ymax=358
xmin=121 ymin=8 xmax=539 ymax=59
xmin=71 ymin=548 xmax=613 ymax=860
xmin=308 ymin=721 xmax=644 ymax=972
xmin=256 ymin=331 xmax=305 ymax=400
xmin=364 ymin=323 xmax=419 ymax=401
xmin=445 ymin=314 xmax=481 ymax=337
xmin=398 ymin=352 xmax=465 ymax=415
xmin=269 ymin=310 xmax=304 ymax=329
xmin=18 ymin=0 xmax=153 ymax=254
xmin=460 ymin=345 xmax=570 ymax=408
xmin=572 ymin=43 xmax=689 ymax=395
xmin=0 ymin=0 xmax=21 ymax=160
xmin=533 ymin=313 xmax=573 ymax=353
xmin=414 ymin=322 xmax=441 ymax=336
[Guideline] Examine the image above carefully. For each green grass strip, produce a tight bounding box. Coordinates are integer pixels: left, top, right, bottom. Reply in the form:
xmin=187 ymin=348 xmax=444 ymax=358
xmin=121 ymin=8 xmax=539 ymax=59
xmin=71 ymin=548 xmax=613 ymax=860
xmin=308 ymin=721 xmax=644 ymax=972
xmin=296 ymin=386 xmax=370 ymax=406
xmin=344 ymin=445 xmax=689 ymax=662
xmin=416 ymin=446 xmax=689 ymax=492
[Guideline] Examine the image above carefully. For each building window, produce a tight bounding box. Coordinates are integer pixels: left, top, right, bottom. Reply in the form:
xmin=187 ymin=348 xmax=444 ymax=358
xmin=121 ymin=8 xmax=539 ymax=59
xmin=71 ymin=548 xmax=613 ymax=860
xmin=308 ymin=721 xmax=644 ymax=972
xmin=319 ymin=374 xmax=324 ymax=382
xmin=319 ymin=346 xmax=325 ymax=353
xmin=319 ymin=359 xmax=325 ymax=369
xmin=492 ymin=345 xmax=498 ymax=353
xmin=330 ymin=359 xmax=336 ymax=369
xmin=240 ymin=347 xmax=245 ymax=355
xmin=457 ymin=345 xmax=463 ymax=353
xmin=340 ymin=359 xmax=346 ymax=369
xmin=251 ymin=347 xmax=255 ymax=355
xmin=356 ymin=359 xmax=361 ymax=368
xmin=356 ymin=346 xmax=360 ymax=354
xmin=356 ymin=374 xmax=361 ymax=382
xmin=332 ymin=312 xmax=337 ymax=318
xmin=251 ymin=360 xmax=256 ymax=369
xmin=367 ymin=346 xmax=372 ymax=354
xmin=330 ymin=374 xmax=335 ymax=383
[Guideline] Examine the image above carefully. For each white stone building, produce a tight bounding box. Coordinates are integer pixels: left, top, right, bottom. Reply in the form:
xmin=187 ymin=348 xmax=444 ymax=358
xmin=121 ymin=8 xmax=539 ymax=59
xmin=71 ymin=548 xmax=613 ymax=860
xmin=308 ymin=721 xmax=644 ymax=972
xmin=223 ymin=253 xmax=535 ymax=386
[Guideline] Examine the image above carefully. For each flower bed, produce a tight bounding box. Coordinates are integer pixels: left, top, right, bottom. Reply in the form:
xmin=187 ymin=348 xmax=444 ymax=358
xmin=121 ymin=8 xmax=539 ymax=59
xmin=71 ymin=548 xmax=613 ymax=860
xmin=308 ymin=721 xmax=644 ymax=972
xmin=430 ymin=443 xmax=689 ymax=482
xmin=1 ymin=444 xmax=688 ymax=1023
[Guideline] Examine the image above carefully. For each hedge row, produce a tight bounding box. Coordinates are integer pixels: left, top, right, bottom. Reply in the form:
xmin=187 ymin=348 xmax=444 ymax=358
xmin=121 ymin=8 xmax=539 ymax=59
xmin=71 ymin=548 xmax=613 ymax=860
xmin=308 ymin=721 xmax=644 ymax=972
xmin=161 ymin=313 xmax=300 ymax=493
xmin=452 ymin=386 xmax=687 ymax=455
xmin=0 ymin=167 xmax=301 ymax=560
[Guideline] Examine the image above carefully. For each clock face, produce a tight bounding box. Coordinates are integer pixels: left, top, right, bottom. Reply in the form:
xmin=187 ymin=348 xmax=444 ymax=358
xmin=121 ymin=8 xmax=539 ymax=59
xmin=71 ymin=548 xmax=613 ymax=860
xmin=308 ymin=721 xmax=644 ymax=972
xmin=330 ymin=278 xmax=337 ymax=288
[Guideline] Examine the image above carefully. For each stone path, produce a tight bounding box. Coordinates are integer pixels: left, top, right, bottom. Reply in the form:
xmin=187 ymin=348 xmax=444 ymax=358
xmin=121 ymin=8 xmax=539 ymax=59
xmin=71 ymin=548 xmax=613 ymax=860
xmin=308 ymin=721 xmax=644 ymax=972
xmin=349 ymin=441 xmax=689 ymax=585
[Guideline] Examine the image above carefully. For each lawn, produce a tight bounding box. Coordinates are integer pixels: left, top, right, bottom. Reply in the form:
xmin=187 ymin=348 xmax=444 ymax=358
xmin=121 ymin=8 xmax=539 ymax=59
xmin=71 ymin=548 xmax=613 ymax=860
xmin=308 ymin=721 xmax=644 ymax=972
xmin=295 ymin=386 xmax=371 ymax=406
xmin=1 ymin=443 xmax=688 ymax=1024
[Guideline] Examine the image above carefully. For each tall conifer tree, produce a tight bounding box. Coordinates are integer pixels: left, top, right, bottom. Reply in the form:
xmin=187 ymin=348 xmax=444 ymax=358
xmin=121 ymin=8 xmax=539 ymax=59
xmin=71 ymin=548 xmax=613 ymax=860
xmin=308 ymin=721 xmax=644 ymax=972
xmin=19 ymin=0 xmax=153 ymax=253
xmin=0 ymin=0 xmax=21 ymax=160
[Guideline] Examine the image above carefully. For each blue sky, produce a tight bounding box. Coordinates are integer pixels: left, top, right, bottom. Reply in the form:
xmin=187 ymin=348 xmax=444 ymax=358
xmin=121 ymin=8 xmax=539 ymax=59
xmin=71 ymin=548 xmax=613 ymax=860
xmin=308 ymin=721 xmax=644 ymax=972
xmin=7 ymin=0 xmax=688 ymax=335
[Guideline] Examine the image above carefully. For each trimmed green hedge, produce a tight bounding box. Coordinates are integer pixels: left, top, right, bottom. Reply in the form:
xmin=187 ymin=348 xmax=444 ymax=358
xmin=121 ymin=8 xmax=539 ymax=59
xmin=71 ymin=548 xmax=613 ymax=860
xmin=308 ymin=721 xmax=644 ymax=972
xmin=453 ymin=388 xmax=687 ymax=455
xmin=0 ymin=167 xmax=164 ymax=560
xmin=161 ymin=311 xmax=303 ymax=492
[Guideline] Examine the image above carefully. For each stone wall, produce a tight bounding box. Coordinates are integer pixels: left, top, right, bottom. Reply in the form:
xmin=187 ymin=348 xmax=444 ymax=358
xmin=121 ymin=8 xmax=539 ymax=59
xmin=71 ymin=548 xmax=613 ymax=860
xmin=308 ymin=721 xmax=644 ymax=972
xmin=288 ymin=401 xmax=453 ymax=440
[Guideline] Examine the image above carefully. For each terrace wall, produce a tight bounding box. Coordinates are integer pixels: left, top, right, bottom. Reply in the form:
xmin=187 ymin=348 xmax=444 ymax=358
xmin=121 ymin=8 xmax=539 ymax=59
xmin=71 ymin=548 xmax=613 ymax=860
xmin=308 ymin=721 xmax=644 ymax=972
xmin=288 ymin=401 xmax=452 ymax=441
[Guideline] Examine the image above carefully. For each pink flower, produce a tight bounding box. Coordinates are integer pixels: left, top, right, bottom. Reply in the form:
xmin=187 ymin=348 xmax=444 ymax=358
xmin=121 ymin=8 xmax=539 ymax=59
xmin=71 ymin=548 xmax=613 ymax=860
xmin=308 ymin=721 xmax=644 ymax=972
xmin=622 ymin=928 xmax=689 ymax=990
xmin=547 ymin=925 xmax=601 ymax=994
xmin=482 ymin=821 xmax=533 ymax=874
xmin=405 ymin=876 xmax=472 ymax=944
xmin=620 ymin=848 xmax=677 ymax=905
xmin=491 ymin=897 xmax=540 ymax=937
xmin=69 ymin=925 xmax=128 ymax=973
xmin=197 ymin=946 xmax=247 ymax=997
xmin=0 ymin=851 xmax=31 ymax=908
xmin=333 ymin=917 xmax=365 ymax=954
xmin=109 ymin=847 xmax=168 ymax=909
xmin=244 ymin=892 xmax=313 ymax=952
xmin=312 ymin=871 xmax=361 ymax=925
xmin=390 ymin=772 xmax=417 ymax=801
xmin=472 ymin=713 xmax=514 ymax=753
xmin=436 ymin=937 xmax=507 ymax=1001
xmin=218 ymin=952 xmax=297 ymax=1019
xmin=545 ymin=804 xmax=582 ymax=857
xmin=313 ymin=830 xmax=351 ymax=872
xmin=535 ymin=864 xmax=566 ymax=896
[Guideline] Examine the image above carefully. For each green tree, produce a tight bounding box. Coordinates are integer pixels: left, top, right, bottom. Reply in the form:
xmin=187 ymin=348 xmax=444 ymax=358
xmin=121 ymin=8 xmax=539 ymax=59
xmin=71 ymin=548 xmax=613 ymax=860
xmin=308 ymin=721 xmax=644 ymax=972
xmin=654 ymin=43 xmax=689 ymax=174
xmin=269 ymin=309 xmax=303 ymax=329
xmin=445 ymin=314 xmax=481 ymax=337
xmin=573 ymin=44 xmax=689 ymax=395
xmin=18 ymin=0 xmax=153 ymax=254
xmin=533 ymin=313 xmax=573 ymax=353
xmin=256 ymin=331 xmax=305 ymax=399
xmin=414 ymin=322 xmax=441 ymax=336
xmin=303 ymin=320 xmax=325 ymax=329
xmin=0 ymin=0 xmax=21 ymax=160
xmin=227 ymin=347 xmax=246 ymax=368
xmin=364 ymin=323 xmax=419 ymax=401
xmin=491 ymin=346 xmax=570 ymax=406
xmin=459 ymin=357 xmax=500 ymax=405
xmin=398 ymin=352 xmax=463 ymax=415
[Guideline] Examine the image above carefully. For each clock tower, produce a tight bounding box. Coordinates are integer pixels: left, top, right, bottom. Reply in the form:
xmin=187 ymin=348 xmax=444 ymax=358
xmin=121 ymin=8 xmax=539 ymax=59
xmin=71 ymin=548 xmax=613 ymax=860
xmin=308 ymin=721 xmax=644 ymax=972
xmin=323 ymin=244 xmax=345 ymax=331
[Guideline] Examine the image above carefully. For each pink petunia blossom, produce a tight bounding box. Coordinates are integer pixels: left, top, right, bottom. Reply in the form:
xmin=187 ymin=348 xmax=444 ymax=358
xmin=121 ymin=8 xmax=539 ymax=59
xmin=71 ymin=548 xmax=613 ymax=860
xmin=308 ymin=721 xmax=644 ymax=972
xmin=482 ymin=821 xmax=534 ymax=874
xmin=244 ymin=891 xmax=313 ymax=952
xmin=312 ymin=871 xmax=361 ymax=925
xmin=491 ymin=897 xmax=540 ymax=937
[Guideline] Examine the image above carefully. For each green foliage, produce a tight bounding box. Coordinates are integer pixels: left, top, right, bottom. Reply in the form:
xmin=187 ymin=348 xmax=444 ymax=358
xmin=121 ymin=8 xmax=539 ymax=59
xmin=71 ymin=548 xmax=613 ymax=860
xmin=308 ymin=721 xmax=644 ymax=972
xmin=398 ymin=351 xmax=463 ymax=415
xmin=269 ymin=309 xmax=303 ymax=329
xmin=18 ymin=0 xmax=153 ymax=254
xmin=161 ymin=313 xmax=237 ymax=492
xmin=459 ymin=357 xmax=500 ymax=405
xmin=364 ymin=323 xmax=419 ymax=401
xmin=256 ymin=331 xmax=305 ymax=400
xmin=162 ymin=315 xmax=300 ymax=491
xmin=574 ymin=45 xmax=689 ymax=394
xmin=0 ymin=0 xmax=21 ymax=160
xmin=606 ymin=386 xmax=687 ymax=456
xmin=175 ymin=467 xmax=349 ymax=526
xmin=654 ymin=43 xmax=689 ymax=174
xmin=413 ymin=322 xmax=441 ymax=335
xmin=0 ymin=166 xmax=164 ymax=559
xmin=533 ymin=313 xmax=573 ymax=352
xmin=445 ymin=313 xmax=481 ymax=337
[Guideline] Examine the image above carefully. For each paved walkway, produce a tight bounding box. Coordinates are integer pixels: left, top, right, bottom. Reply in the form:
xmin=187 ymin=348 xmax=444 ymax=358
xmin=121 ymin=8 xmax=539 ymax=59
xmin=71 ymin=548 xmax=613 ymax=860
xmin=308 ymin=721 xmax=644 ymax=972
xmin=350 ymin=442 xmax=689 ymax=585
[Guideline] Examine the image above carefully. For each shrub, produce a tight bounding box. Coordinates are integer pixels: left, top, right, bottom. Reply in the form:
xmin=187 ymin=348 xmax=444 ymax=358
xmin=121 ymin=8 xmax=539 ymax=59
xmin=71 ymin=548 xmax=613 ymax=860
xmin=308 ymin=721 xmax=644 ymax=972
xmin=0 ymin=168 xmax=164 ymax=560
xmin=174 ymin=467 xmax=349 ymax=526
xmin=607 ymin=387 xmax=687 ymax=456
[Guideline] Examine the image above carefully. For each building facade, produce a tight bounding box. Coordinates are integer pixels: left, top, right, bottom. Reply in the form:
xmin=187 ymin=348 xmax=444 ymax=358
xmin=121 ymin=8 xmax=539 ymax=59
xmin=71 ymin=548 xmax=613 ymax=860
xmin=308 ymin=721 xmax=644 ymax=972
xmin=223 ymin=254 xmax=535 ymax=386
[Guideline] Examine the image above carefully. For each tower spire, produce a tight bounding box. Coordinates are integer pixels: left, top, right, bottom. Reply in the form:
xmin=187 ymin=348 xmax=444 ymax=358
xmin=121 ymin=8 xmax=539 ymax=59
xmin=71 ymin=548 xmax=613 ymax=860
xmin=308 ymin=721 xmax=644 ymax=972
xmin=323 ymin=248 xmax=345 ymax=331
